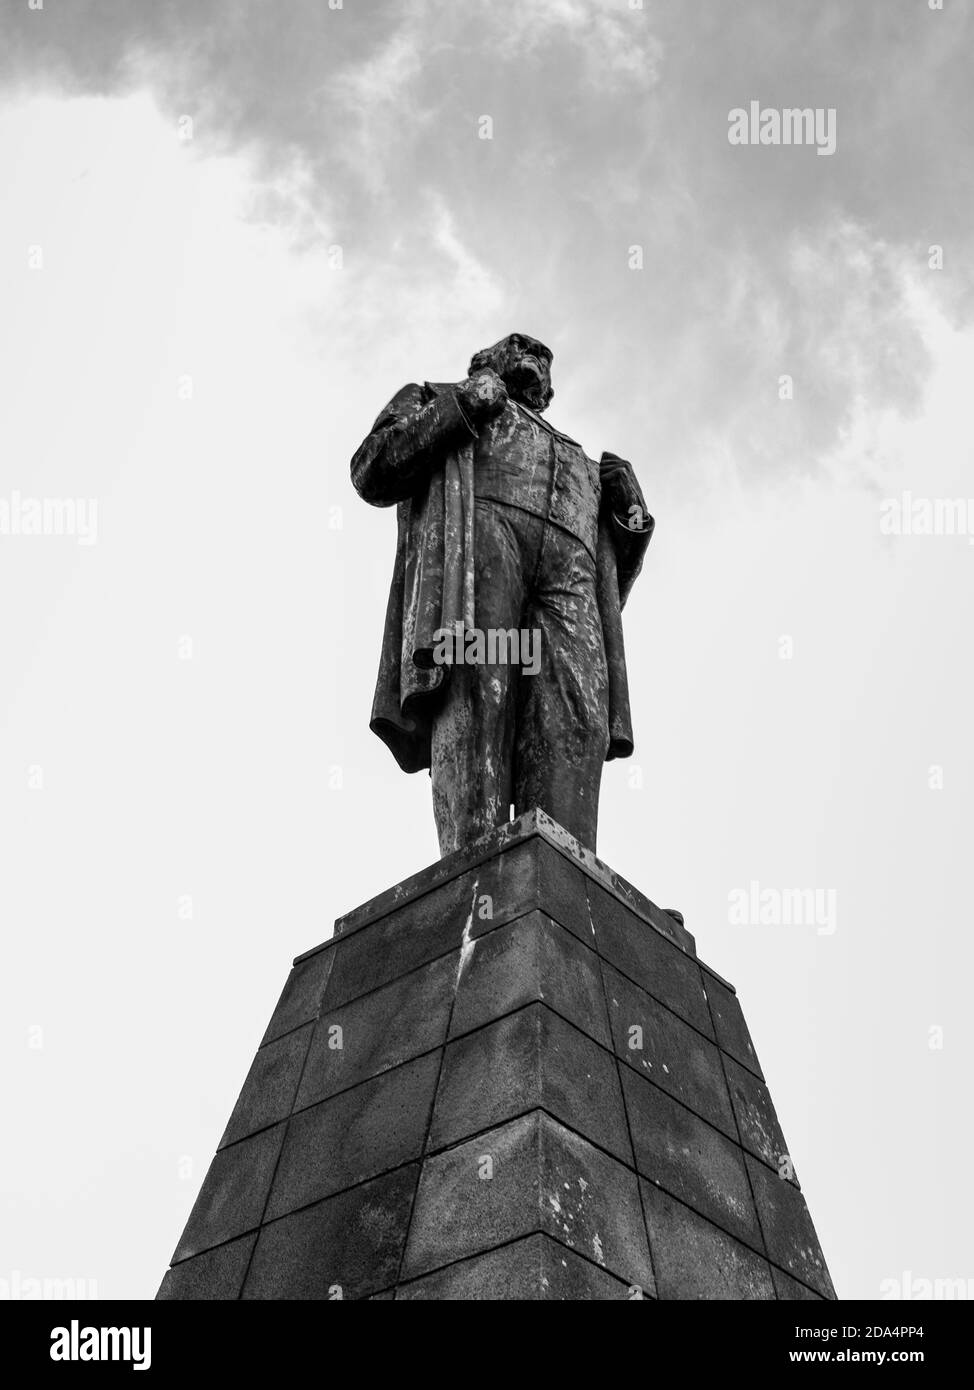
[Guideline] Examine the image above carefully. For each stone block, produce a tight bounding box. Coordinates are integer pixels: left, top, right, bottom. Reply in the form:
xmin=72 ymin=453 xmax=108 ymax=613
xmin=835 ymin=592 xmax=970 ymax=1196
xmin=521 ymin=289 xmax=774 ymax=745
xmin=172 ymin=1123 xmax=285 ymax=1263
xmin=621 ymin=1068 xmax=762 ymax=1250
xmin=219 ymin=1023 xmax=313 ymax=1149
xmin=479 ymin=836 xmax=593 ymax=945
xmin=589 ymin=879 xmax=713 ymax=1038
xmin=261 ymin=947 xmax=335 ymax=1047
xmin=323 ymin=869 xmax=477 ymax=1009
xmin=397 ymin=1232 xmax=635 ymax=1300
xmin=745 ymin=1154 xmax=835 ymax=1299
xmin=449 ymin=910 xmax=610 ymax=1048
xmin=704 ymin=973 xmax=764 ymax=1079
xmin=265 ymin=1051 xmax=439 ymax=1221
xmin=604 ymin=962 xmax=736 ymax=1138
xmin=641 ymin=1183 xmax=775 ymax=1299
xmin=242 ymin=1166 xmax=418 ymax=1300
xmin=772 ymin=1266 xmax=825 ymax=1300
xmin=430 ymin=1003 xmax=632 ymax=1164
xmin=403 ymin=1112 xmax=655 ymax=1295
xmin=724 ymin=1053 xmax=795 ymax=1181
xmin=296 ymin=952 xmax=456 ymax=1109
xmin=157 ymin=1232 xmax=257 ymax=1300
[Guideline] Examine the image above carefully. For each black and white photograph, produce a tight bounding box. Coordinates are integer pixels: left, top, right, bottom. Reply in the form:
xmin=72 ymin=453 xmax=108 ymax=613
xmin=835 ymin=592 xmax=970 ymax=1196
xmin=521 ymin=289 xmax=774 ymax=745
xmin=0 ymin=0 xmax=971 ymax=1360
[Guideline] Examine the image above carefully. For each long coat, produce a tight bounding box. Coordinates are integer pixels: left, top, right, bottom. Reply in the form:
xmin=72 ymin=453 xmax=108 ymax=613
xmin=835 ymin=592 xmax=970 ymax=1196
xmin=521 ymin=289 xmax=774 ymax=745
xmin=351 ymin=381 xmax=653 ymax=774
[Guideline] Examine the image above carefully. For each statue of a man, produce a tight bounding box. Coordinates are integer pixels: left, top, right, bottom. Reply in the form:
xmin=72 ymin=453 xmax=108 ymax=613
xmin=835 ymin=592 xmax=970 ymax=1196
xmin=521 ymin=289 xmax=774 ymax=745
xmin=351 ymin=333 xmax=653 ymax=856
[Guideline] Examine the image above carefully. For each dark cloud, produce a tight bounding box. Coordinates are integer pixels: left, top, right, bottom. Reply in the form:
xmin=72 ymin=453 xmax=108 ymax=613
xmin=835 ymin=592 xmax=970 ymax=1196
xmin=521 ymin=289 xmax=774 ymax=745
xmin=3 ymin=0 xmax=971 ymax=482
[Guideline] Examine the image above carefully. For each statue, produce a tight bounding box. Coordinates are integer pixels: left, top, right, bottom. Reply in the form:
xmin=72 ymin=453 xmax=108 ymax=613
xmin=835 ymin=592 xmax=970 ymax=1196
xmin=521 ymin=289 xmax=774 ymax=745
xmin=351 ymin=333 xmax=653 ymax=856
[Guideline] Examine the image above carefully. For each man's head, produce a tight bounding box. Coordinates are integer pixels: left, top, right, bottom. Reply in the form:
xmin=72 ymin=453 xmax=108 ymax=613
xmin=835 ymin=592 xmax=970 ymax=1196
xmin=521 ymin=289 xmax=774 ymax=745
xmin=468 ymin=333 xmax=554 ymax=412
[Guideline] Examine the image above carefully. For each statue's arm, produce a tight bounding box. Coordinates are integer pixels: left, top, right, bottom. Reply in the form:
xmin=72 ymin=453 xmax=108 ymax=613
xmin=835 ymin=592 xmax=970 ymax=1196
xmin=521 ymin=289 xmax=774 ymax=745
xmin=350 ymin=382 xmax=477 ymax=506
xmin=599 ymin=451 xmax=655 ymax=608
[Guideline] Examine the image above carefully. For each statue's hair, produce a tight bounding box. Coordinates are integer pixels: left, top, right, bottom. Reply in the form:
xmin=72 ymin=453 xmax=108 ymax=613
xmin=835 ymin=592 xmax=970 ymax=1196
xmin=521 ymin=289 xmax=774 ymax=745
xmin=467 ymin=343 xmax=502 ymax=375
xmin=468 ymin=334 xmax=554 ymax=411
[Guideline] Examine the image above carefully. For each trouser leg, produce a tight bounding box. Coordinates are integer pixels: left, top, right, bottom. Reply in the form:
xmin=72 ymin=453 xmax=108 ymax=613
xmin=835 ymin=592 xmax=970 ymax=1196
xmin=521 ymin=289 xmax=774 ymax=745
xmin=514 ymin=523 xmax=610 ymax=851
xmin=430 ymin=503 xmax=529 ymax=856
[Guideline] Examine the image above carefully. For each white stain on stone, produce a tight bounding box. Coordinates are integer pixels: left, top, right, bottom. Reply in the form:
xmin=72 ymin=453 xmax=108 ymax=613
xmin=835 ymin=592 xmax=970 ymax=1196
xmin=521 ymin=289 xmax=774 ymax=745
xmin=455 ymin=876 xmax=480 ymax=987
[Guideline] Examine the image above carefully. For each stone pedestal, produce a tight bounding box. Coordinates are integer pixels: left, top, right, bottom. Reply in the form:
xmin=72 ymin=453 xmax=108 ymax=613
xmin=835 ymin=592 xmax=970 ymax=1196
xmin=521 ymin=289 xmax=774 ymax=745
xmin=157 ymin=810 xmax=835 ymax=1301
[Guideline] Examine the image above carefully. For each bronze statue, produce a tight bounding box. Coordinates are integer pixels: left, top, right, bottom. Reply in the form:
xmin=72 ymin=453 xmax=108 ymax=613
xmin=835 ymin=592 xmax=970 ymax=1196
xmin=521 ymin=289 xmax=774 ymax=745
xmin=351 ymin=333 xmax=653 ymax=855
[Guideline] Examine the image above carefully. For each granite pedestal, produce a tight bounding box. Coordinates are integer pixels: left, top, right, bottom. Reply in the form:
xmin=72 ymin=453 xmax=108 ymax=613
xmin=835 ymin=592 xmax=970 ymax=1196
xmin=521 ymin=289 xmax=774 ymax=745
xmin=157 ymin=810 xmax=835 ymax=1301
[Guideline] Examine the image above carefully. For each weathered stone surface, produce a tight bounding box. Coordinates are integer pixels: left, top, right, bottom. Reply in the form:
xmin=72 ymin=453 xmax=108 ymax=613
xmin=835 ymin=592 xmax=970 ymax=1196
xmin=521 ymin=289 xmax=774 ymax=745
xmin=604 ymin=962 xmax=735 ymax=1138
xmin=449 ymin=909 xmax=610 ymax=1048
xmin=403 ymin=1112 xmax=655 ymax=1294
xmin=622 ymin=1069 xmax=762 ymax=1250
xmin=397 ymin=1232 xmax=635 ymax=1300
xmin=535 ymin=1117 xmax=655 ymax=1294
xmin=322 ymin=869 xmax=477 ymax=1010
xmin=157 ymin=1232 xmax=256 ymax=1300
xmin=589 ymin=879 xmax=712 ymax=1037
xmin=242 ymin=1166 xmax=418 ymax=1301
xmin=745 ymin=1154 xmax=835 ymax=1299
xmin=403 ymin=1113 xmax=538 ymax=1277
xmin=161 ymin=817 xmax=832 ymax=1301
xmin=429 ymin=1003 xmax=632 ymax=1164
xmin=772 ymin=1265 xmax=825 ymax=1300
xmin=724 ymin=1053 xmax=795 ymax=1180
xmin=265 ymin=1052 xmax=439 ymax=1221
xmin=331 ymin=812 xmax=536 ymax=939
xmin=296 ymin=952 xmax=456 ymax=1109
xmin=328 ymin=809 xmax=695 ymax=953
xmin=261 ymin=947 xmax=335 ymax=1046
xmin=172 ymin=1123 xmax=285 ymax=1263
xmin=219 ymin=1023 xmax=313 ymax=1149
xmin=527 ymin=809 xmax=696 ymax=953
xmin=641 ymin=1183 xmax=774 ymax=1300
xmin=478 ymin=836 xmax=593 ymax=946
xmin=704 ymin=973 xmax=764 ymax=1079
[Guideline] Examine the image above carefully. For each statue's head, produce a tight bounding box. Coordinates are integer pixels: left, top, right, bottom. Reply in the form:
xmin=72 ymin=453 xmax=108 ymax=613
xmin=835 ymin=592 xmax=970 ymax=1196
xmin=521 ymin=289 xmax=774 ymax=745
xmin=468 ymin=333 xmax=554 ymax=412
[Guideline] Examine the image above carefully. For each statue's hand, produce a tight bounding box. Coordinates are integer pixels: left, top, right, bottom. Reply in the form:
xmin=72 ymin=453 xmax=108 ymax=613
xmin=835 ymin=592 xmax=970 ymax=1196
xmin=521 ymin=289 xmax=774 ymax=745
xmin=600 ymin=452 xmax=650 ymax=532
xmin=456 ymin=368 xmax=508 ymax=425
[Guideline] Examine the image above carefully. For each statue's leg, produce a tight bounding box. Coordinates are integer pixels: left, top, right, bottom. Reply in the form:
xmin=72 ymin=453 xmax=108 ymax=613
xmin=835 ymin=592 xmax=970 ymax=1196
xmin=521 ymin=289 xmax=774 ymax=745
xmin=513 ymin=524 xmax=610 ymax=851
xmin=430 ymin=501 xmax=530 ymax=856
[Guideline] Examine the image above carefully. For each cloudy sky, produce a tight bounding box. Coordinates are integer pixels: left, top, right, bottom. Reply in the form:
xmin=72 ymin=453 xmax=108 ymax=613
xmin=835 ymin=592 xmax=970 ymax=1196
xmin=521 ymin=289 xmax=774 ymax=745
xmin=1 ymin=0 xmax=972 ymax=1300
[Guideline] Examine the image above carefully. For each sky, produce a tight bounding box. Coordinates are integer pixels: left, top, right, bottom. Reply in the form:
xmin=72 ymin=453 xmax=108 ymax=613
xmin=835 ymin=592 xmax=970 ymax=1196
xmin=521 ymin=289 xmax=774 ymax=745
xmin=1 ymin=0 xmax=972 ymax=1300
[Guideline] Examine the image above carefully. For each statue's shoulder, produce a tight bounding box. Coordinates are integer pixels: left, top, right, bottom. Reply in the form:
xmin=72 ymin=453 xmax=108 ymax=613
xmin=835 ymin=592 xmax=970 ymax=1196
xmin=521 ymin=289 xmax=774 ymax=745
xmin=382 ymin=380 xmax=455 ymax=412
xmin=370 ymin=381 xmax=433 ymax=426
xmin=390 ymin=381 xmax=433 ymax=406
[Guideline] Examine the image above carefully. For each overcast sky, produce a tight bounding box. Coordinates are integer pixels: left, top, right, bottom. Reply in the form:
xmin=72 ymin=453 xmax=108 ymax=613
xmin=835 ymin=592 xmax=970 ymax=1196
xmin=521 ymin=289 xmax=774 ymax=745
xmin=1 ymin=0 xmax=972 ymax=1300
